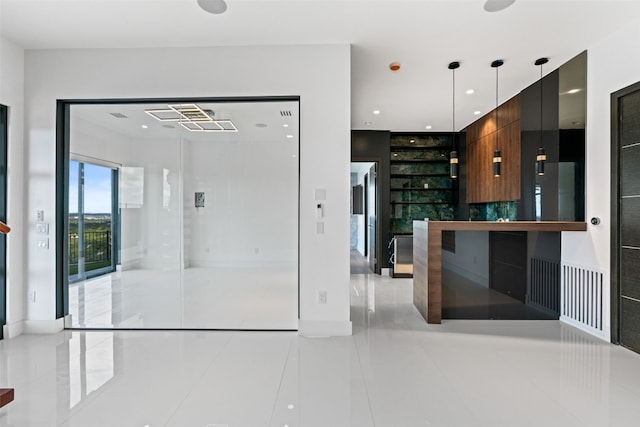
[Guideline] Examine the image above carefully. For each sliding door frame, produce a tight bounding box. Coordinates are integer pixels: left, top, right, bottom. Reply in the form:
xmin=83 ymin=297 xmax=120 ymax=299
xmin=0 ymin=105 xmax=7 ymax=339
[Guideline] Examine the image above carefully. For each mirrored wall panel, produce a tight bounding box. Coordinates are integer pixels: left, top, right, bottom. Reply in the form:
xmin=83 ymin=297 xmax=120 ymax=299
xmin=65 ymin=100 xmax=299 ymax=330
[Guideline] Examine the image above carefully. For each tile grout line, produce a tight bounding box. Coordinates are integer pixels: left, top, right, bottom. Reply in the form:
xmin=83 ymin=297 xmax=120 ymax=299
xmin=267 ymin=334 xmax=296 ymax=427
xmin=352 ymin=331 xmax=378 ymax=427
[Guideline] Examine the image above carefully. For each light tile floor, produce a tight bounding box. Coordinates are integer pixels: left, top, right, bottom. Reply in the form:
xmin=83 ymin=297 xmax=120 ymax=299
xmin=2 ymin=273 xmax=640 ymax=426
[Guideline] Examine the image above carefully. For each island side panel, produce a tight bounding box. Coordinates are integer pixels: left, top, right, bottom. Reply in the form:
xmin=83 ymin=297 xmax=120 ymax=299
xmin=427 ymin=225 xmax=443 ymax=323
xmin=413 ymin=221 xmax=429 ymax=322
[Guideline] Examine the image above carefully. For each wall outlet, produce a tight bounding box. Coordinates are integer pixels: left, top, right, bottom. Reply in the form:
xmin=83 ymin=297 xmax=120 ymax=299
xmin=36 ymin=238 xmax=49 ymax=249
xmin=318 ymin=290 xmax=327 ymax=304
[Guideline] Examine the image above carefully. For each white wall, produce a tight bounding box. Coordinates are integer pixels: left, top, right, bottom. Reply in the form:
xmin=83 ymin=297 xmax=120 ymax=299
xmin=562 ymin=16 xmax=640 ymax=341
xmin=442 ymin=231 xmax=489 ymax=287
xmin=23 ymin=45 xmax=351 ymax=336
xmin=0 ymin=36 xmax=26 ymax=338
xmin=184 ymin=138 xmax=298 ymax=268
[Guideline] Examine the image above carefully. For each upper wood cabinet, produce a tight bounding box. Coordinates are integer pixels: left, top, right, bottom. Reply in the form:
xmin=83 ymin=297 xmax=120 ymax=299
xmin=465 ymin=95 xmax=521 ymax=203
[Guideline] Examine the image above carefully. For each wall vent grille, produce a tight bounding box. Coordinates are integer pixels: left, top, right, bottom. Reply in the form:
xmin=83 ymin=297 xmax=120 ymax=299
xmin=528 ymin=257 xmax=560 ymax=315
xmin=561 ymin=262 xmax=604 ymax=335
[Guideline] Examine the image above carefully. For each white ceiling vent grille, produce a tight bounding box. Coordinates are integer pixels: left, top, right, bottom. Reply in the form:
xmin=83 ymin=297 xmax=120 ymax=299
xmin=280 ymin=110 xmax=292 ymax=117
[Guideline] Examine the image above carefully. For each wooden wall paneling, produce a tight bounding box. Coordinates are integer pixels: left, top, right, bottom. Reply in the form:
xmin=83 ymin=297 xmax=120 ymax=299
xmin=465 ymin=94 xmax=521 ymax=203
xmin=496 ymin=120 xmax=521 ymax=201
xmin=466 ymin=133 xmax=480 ymax=203
xmin=413 ymin=221 xmax=429 ymax=321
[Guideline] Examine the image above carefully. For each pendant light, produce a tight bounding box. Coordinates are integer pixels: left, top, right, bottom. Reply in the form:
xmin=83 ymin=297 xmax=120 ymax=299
xmin=448 ymin=61 xmax=460 ymax=179
xmin=535 ymin=57 xmax=548 ymax=176
xmin=491 ymin=59 xmax=504 ymax=177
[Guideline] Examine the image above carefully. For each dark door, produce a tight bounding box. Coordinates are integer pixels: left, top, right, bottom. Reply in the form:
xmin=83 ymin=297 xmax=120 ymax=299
xmin=617 ymin=86 xmax=640 ymax=354
xmin=368 ymin=164 xmax=377 ymax=273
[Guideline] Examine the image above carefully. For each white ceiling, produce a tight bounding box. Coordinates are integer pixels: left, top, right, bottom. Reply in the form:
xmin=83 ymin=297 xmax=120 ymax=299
xmin=2 ymin=0 xmax=639 ymax=132
xmin=70 ymin=101 xmax=300 ymax=144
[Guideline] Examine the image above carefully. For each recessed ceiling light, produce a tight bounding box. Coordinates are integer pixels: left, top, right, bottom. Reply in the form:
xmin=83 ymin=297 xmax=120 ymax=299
xmin=567 ymin=88 xmax=581 ymax=94
xmin=255 ymin=123 xmax=268 ymax=128
xmin=474 ymin=111 xmax=481 ymax=115
xmin=365 ymin=121 xmax=372 ymax=126
xmin=466 ymin=89 xmax=475 ymax=95
xmin=197 ymin=0 xmax=228 ymax=14
xmin=484 ymin=0 xmax=516 ymax=13
xmin=287 ymin=404 xmax=295 ymax=410
xmin=409 ymin=139 xmax=416 ymax=143
xmin=393 ymin=153 xmax=398 ymax=156
xmin=286 ymin=134 xmax=294 ymax=139
xmin=425 ymin=125 xmax=432 ymax=130
xmin=372 ymin=110 xmax=381 ymax=115
xmin=141 ymin=125 xmax=148 ymax=129
xmin=283 ymin=124 xmax=289 ymax=128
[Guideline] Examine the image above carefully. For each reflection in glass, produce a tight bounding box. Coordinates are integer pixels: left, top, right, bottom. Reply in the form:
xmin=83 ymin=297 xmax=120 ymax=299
xmin=66 ymin=101 xmax=299 ymax=330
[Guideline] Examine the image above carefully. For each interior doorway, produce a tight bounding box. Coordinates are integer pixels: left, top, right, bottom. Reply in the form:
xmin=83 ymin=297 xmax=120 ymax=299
xmin=350 ymin=162 xmax=376 ymax=274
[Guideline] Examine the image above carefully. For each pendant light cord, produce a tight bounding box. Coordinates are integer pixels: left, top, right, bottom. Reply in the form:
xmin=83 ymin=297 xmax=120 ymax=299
xmin=452 ymin=66 xmax=456 ymax=150
xmin=495 ymin=65 xmax=499 ymax=121
xmin=540 ymin=62 xmax=543 ymax=144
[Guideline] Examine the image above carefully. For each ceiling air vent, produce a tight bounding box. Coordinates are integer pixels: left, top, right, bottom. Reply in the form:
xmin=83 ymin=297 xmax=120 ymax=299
xmin=280 ymin=110 xmax=292 ymax=117
xmin=109 ymin=112 xmax=128 ymax=119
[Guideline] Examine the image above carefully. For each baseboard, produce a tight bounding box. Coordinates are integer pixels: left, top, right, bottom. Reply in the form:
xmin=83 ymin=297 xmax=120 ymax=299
xmin=2 ymin=321 xmax=25 ymax=338
xmin=23 ymin=318 xmax=65 ymax=334
xmin=299 ymin=320 xmax=352 ymax=337
xmin=560 ymin=315 xmax=609 ymax=342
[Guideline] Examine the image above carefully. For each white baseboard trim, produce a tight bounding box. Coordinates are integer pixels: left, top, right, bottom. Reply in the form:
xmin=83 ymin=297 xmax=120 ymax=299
xmin=299 ymin=320 xmax=352 ymax=337
xmin=3 ymin=321 xmax=25 ymax=338
xmin=560 ymin=315 xmax=609 ymax=342
xmin=23 ymin=318 xmax=65 ymax=334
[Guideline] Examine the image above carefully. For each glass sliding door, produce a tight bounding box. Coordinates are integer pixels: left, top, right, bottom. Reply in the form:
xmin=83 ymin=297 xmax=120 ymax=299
xmin=181 ymin=101 xmax=299 ymax=329
xmin=63 ymin=99 xmax=299 ymax=330
xmin=68 ymin=161 xmax=116 ymax=282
